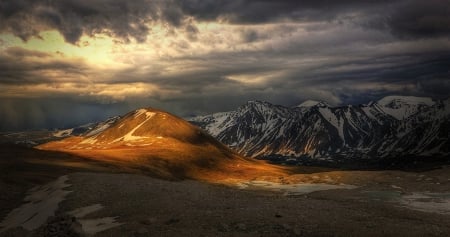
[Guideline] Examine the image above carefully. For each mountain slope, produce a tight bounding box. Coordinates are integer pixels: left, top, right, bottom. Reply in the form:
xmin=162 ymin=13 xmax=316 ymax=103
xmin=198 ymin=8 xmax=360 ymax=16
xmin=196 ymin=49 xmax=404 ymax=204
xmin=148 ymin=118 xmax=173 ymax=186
xmin=53 ymin=116 xmax=122 ymax=138
xmin=190 ymin=96 xmax=450 ymax=165
xmin=38 ymin=108 xmax=285 ymax=181
xmin=0 ymin=116 xmax=122 ymax=147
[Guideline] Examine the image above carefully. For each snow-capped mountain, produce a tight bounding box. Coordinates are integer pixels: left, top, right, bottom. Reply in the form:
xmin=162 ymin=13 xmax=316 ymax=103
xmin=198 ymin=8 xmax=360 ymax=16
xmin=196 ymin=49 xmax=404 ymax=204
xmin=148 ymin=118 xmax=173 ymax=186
xmin=190 ymin=96 xmax=450 ymax=165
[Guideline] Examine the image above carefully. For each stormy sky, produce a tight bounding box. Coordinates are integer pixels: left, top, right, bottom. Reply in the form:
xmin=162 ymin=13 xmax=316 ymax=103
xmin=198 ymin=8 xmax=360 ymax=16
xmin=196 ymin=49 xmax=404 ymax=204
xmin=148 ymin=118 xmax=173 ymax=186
xmin=0 ymin=0 xmax=449 ymax=131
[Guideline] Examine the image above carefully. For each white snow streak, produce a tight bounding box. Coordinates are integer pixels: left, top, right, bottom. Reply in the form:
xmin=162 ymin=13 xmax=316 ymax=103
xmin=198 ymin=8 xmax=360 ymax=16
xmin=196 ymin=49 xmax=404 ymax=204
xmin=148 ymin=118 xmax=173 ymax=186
xmin=112 ymin=111 xmax=155 ymax=143
xmin=319 ymin=108 xmax=345 ymax=142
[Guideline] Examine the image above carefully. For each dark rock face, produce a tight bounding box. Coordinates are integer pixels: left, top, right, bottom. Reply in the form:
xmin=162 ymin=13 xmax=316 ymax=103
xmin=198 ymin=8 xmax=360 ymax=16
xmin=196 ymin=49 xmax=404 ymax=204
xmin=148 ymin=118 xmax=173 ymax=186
xmin=190 ymin=97 xmax=450 ymax=166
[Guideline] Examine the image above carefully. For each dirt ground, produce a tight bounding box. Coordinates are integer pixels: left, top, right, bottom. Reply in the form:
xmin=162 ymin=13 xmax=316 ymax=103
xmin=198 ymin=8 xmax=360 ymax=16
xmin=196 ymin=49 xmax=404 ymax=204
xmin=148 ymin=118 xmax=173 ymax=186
xmin=1 ymin=145 xmax=450 ymax=237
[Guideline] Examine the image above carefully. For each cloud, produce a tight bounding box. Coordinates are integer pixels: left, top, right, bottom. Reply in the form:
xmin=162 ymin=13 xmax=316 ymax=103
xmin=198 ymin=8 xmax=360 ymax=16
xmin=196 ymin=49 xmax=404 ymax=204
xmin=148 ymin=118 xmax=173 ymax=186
xmin=178 ymin=0 xmax=392 ymax=24
xmin=0 ymin=0 xmax=449 ymax=131
xmin=385 ymin=0 xmax=450 ymax=39
xmin=2 ymin=0 xmax=448 ymax=45
xmin=0 ymin=0 xmax=160 ymax=44
xmin=0 ymin=47 xmax=89 ymax=85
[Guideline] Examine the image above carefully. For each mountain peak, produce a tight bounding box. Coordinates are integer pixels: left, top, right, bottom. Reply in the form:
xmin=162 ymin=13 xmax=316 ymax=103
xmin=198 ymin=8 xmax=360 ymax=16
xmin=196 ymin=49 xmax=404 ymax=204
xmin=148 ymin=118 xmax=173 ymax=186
xmin=240 ymin=100 xmax=274 ymax=110
xmin=40 ymin=106 xmax=231 ymax=156
xmin=296 ymin=100 xmax=330 ymax=108
xmin=132 ymin=108 xmax=158 ymax=118
xmin=377 ymin=96 xmax=435 ymax=107
xmin=375 ymin=96 xmax=435 ymax=120
xmin=246 ymin=100 xmax=271 ymax=106
xmin=52 ymin=107 xmax=217 ymax=148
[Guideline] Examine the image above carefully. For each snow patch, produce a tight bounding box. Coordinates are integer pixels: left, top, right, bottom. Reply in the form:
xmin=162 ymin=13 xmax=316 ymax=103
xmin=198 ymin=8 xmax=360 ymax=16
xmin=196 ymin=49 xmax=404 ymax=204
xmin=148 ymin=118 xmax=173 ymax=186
xmin=112 ymin=112 xmax=155 ymax=143
xmin=134 ymin=109 xmax=148 ymax=117
xmin=68 ymin=204 xmax=103 ymax=218
xmin=361 ymin=106 xmax=381 ymax=123
xmin=80 ymin=136 xmax=98 ymax=145
xmin=0 ymin=176 xmax=72 ymax=232
xmin=84 ymin=123 xmax=112 ymax=137
xmin=53 ymin=129 xmax=74 ymax=138
xmin=296 ymin=100 xmax=321 ymax=107
xmin=319 ymin=108 xmax=345 ymax=142
xmin=296 ymin=100 xmax=331 ymax=108
xmin=377 ymin=96 xmax=435 ymax=120
xmin=378 ymin=96 xmax=435 ymax=107
xmin=237 ymin=181 xmax=357 ymax=195
xmin=67 ymin=204 xmax=122 ymax=235
xmin=78 ymin=217 xmax=122 ymax=235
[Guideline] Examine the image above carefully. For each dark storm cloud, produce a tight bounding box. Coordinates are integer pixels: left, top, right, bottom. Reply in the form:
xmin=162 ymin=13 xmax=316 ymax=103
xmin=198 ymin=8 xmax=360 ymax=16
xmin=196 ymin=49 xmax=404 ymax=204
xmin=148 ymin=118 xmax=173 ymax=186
xmin=179 ymin=0 xmax=390 ymax=23
xmin=179 ymin=0 xmax=450 ymax=40
xmin=385 ymin=0 xmax=450 ymax=39
xmin=0 ymin=0 xmax=158 ymax=43
xmin=1 ymin=0 xmax=449 ymax=131
xmin=286 ymin=52 xmax=450 ymax=99
xmin=0 ymin=47 xmax=88 ymax=84
xmin=2 ymin=0 xmax=449 ymax=44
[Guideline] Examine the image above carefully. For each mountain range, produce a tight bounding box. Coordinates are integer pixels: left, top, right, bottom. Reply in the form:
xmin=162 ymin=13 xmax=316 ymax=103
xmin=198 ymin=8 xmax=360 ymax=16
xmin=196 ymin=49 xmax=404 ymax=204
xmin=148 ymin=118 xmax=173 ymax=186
xmin=3 ymin=95 xmax=449 ymax=168
xmin=189 ymin=96 xmax=450 ymax=167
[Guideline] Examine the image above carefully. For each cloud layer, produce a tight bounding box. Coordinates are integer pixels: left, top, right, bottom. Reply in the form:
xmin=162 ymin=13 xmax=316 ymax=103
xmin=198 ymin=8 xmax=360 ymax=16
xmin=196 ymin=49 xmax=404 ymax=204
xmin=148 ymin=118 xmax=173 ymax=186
xmin=0 ymin=0 xmax=449 ymax=131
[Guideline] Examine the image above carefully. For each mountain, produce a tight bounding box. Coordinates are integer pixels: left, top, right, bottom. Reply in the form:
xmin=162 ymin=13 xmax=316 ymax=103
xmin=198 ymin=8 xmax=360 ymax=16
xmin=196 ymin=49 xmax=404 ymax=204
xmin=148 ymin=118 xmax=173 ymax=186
xmin=0 ymin=116 xmax=122 ymax=147
xmin=296 ymin=100 xmax=330 ymax=108
xmin=52 ymin=116 xmax=122 ymax=138
xmin=37 ymin=108 xmax=285 ymax=181
xmin=189 ymin=96 xmax=450 ymax=167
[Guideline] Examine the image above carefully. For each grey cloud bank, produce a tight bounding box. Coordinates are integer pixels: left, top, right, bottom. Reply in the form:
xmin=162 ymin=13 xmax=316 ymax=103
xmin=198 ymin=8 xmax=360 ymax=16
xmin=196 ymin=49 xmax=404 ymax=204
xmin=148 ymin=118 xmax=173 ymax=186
xmin=0 ymin=0 xmax=449 ymax=131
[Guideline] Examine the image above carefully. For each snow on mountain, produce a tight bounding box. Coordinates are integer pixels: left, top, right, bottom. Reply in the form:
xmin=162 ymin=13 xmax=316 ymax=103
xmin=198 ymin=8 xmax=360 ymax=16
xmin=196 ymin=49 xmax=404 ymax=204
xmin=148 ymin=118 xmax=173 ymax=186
xmin=296 ymin=100 xmax=330 ymax=108
xmin=53 ymin=128 xmax=74 ymax=138
xmin=378 ymin=96 xmax=435 ymax=107
xmin=83 ymin=116 xmax=121 ymax=137
xmin=190 ymin=96 xmax=449 ymax=164
xmin=376 ymin=96 xmax=436 ymax=120
xmin=52 ymin=116 xmax=121 ymax=138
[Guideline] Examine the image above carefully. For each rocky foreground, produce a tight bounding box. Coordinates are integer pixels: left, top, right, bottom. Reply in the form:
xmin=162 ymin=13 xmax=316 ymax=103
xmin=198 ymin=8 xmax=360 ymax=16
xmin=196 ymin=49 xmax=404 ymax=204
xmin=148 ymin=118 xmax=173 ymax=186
xmin=1 ymin=166 xmax=450 ymax=237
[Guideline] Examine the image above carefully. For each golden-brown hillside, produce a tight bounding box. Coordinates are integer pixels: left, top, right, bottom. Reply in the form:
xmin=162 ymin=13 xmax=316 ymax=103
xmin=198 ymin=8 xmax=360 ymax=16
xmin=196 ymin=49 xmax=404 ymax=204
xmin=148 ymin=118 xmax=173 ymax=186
xmin=37 ymin=108 xmax=287 ymax=182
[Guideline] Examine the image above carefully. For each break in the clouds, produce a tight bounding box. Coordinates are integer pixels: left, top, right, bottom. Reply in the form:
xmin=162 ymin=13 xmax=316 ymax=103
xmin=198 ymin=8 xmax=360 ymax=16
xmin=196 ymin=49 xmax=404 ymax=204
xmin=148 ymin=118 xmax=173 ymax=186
xmin=0 ymin=0 xmax=449 ymax=131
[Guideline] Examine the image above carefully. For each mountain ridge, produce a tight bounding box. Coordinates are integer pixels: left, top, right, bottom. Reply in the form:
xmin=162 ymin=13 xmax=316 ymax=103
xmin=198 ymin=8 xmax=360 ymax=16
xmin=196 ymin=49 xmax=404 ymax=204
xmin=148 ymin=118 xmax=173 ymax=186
xmin=189 ymin=96 xmax=450 ymax=166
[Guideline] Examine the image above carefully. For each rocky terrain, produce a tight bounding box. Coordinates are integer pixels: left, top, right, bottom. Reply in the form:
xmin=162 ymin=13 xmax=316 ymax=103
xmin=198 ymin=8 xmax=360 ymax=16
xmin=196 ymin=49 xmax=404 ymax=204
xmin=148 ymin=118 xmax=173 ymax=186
xmin=1 ymin=105 xmax=450 ymax=236
xmin=1 ymin=161 xmax=450 ymax=237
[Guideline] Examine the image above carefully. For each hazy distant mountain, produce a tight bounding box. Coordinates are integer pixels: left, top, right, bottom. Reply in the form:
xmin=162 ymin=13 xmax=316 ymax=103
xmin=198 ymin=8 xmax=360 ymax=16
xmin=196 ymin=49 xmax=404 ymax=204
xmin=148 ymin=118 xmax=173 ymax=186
xmin=0 ymin=116 xmax=122 ymax=147
xmin=190 ymin=96 xmax=450 ymax=166
xmin=52 ymin=116 xmax=122 ymax=138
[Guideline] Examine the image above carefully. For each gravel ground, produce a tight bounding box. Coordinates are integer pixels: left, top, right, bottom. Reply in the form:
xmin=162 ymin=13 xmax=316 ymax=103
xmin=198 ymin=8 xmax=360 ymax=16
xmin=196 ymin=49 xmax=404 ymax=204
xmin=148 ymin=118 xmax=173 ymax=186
xmin=3 ymin=170 xmax=449 ymax=237
xmin=1 ymin=145 xmax=450 ymax=237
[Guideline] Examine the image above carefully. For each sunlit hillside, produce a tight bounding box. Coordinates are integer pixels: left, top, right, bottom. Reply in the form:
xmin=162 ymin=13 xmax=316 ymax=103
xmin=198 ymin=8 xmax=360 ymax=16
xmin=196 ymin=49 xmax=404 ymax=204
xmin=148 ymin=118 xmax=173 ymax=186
xmin=37 ymin=108 xmax=287 ymax=182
